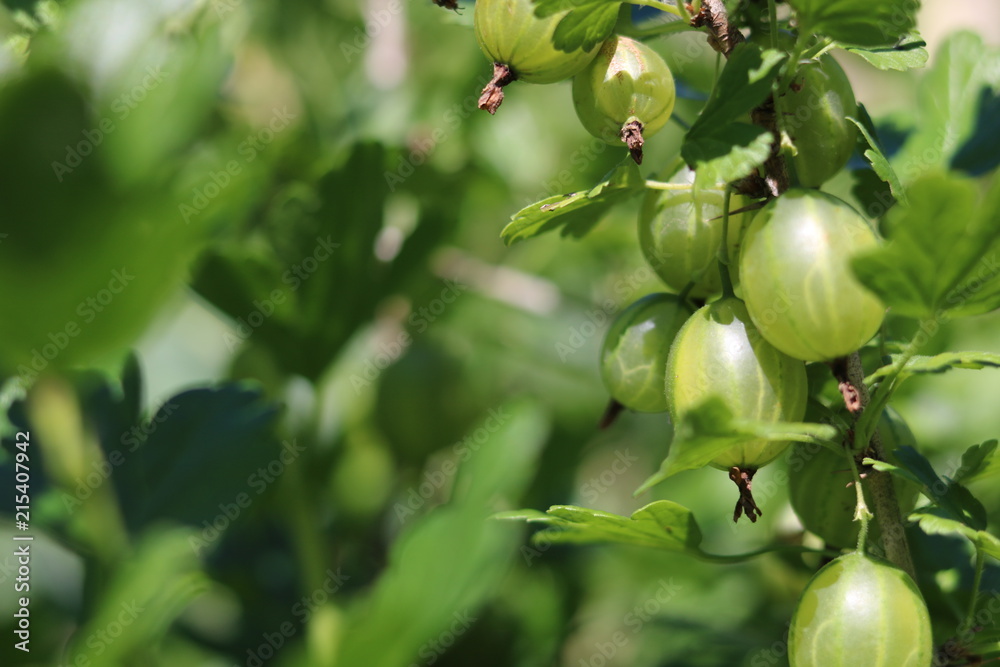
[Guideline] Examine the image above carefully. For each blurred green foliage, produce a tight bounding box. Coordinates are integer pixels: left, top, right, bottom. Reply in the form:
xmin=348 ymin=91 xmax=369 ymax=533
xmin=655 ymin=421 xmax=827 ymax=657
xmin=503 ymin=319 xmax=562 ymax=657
xmin=0 ymin=0 xmax=999 ymax=666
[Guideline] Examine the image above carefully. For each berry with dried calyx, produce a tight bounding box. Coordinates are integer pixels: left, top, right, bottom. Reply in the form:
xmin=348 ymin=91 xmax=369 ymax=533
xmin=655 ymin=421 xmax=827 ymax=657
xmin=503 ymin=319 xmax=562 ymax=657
xmin=572 ymin=36 xmax=675 ymax=164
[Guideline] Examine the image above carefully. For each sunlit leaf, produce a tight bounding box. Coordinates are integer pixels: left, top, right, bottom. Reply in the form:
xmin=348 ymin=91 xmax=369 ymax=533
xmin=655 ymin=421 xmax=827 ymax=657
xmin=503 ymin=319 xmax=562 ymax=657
xmin=500 ymin=160 xmax=644 ymax=244
xmin=635 ymin=397 xmax=837 ymax=495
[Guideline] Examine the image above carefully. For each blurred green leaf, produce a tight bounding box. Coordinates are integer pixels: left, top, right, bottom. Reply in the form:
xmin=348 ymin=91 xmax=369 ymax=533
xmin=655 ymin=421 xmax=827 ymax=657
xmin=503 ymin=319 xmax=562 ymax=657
xmin=66 ymin=528 xmax=207 ymax=666
xmin=335 ymin=403 xmax=549 ymax=667
xmin=635 ymin=397 xmax=837 ymax=495
xmin=850 ymin=105 xmax=905 ymax=202
xmin=0 ymin=68 xmax=204 ymax=373
xmin=682 ymin=43 xmax=785 ymax=188
xmin=788 ymin=0 xmax=918 ymax=46
xmin=500 ymin=159 xmax=643 ymax=245
xmin=532 ymin=0 xmax=619 ymax=53
xmin=893 ymin=31 xmax=1000 ymax=177
xmin=852 ymin=172 xmax=1000 ymax=318
xmin=99 ymin=27 xmax=231 ymax=188
xmin=951 ymin=87 xmax=1000 ymax=176
xmin=125 ymin=384 xmax=282 ymax=535
xmin=842 ymin=33 xmax=928 ymax=70
xmin=193 ymin=143 xmax=463 ymax=379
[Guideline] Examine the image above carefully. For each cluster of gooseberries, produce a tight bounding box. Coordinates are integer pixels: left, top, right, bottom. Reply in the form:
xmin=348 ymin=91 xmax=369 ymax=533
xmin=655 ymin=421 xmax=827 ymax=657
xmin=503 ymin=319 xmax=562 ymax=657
xmin=466 ymin=1 xmax=934 ymax=664
xmin=474 ymin=0 xmax=674 ymax=163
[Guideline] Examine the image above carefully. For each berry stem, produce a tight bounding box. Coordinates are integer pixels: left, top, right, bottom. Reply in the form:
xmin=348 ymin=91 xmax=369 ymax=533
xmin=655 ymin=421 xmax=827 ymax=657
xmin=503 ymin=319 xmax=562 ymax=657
xmin=717 ymin=187 xmax=736 ymax=298
xmin=621 ymin=19 xmax=693 ymax=40
xmin=627 ymin=0 xmax=684 ymax=18
xmin=643 ymin=180 xmax=695 ymax=191
xmin=766 ymin=0 xmax=778 ymax=50
xmin=844 ymin=446 xmax=873 ymax=553
xmin=959 ymin=547 xmax=986 ymax=635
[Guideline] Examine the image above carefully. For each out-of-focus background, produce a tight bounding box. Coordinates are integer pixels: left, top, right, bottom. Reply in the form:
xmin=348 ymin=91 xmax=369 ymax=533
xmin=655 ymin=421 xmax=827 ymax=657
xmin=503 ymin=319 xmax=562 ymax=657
xmin=0 ymin=0 xmax=998 ymax=665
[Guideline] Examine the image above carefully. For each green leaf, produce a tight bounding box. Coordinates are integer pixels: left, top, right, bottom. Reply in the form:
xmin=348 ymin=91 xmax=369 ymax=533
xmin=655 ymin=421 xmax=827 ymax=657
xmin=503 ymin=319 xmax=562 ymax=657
xmin=893 ymin=32 xmax=1000 ymax=177
xmin=532 ymin=0 xmax=620 ymax=53
xmin=634 ymin=397 xmax=837 ymax=495
xmin=126 ymin=384 xmax=282 ymax=533
xmin=788 ymin=0 xmax=918 ymax=47
xmin=867 ymin=351 xmax=1000 ymax=384
xmin=336 ymin=404 xmax=549 ymax=667
xmin=888 ymin=446 xmax=987 ymax=530
xmin=682 ymin=43 xmax=786 ymax=187
xmin=952 ymin=87 xmax=1000 ymax=176
xmin=954 ymin=441 xmax=999 ymax=485
xmin=500 ymin=159 xmax=643 ymax=245
xmin=194 ymin=143 xmax=465 ymax=379
xmin=842 ymin=33 xmax=928 ymax=71
xmin=67 ymin=529 xmax=207 ymax=664
xmin=849 ymin=105 xmax=905 ymax=203
xmin=0 ymin=69 xmax=207 ymax=373
xmin=524 ymin=502 xmax=705 ymax=555
xmin=684 ymin=124 xmax=775 ymax=190
xmin=865 ymin=458 xmax=924 ymax=487
xmin=851 ymin=172 xmax=1000 ymax=318
xmin=502 ymin=500 xmax=829 ymax=563
xmin=689 ymin=44 xmax=786 ymax=131
xmin=909 ymin=509 xmax=1000 ymax=561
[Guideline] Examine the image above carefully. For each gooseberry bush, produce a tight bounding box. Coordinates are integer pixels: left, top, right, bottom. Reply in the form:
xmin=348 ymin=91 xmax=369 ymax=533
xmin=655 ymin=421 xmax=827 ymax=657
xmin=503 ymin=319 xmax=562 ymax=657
xmin=464 ymin=0 xmax=1000 ymax=664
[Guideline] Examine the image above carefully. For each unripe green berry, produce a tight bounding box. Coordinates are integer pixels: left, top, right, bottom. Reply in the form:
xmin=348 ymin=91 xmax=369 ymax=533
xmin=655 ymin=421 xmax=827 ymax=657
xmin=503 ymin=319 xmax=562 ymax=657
xmin=474 ymin=0 xmax=602 ymax=114
xmin=790 ymin=552 xmax=933 ymax=667
xmin=600 ymin=293 xmax=692 ymax=413
xmin=777 ymin=54 xmax=858 ymax=188
xmin=739 ymin=190 xmax=884 ymax=362
xmin=639 ymin=167 xmax=750 ymax=298
xmin=572 ymin=36 xmax=675 ymax=164
xmin=666 ymin=297 xmax=808 ymax=521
